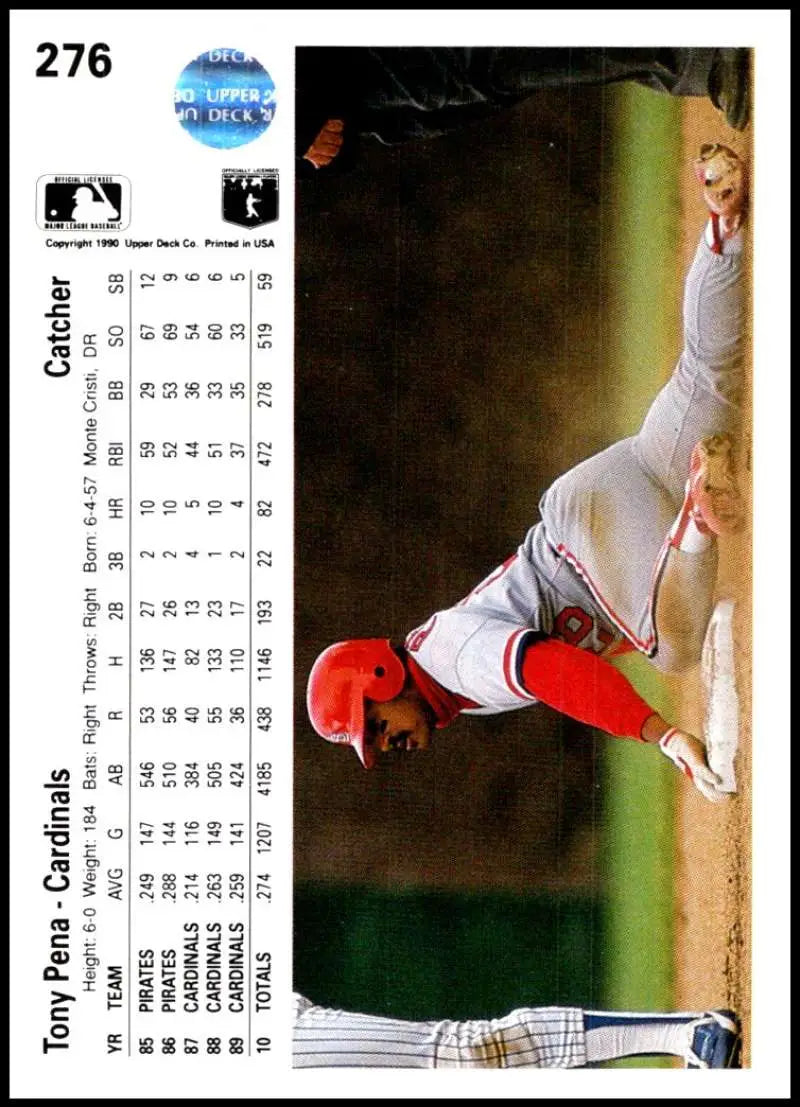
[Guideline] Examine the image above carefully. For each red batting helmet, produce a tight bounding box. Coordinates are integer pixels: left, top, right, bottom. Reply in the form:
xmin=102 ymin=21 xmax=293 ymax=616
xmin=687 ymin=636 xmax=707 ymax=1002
xmin=306 ymin=639 xmax=406 ymax=769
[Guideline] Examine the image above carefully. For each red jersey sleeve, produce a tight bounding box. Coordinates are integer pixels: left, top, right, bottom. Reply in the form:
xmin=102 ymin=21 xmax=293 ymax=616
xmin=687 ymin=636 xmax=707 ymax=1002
xmin=520 ymin=638 xmax=653 ymax=740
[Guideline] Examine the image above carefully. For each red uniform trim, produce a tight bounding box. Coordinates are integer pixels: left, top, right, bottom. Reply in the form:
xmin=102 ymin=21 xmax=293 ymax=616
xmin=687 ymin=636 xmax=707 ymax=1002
xmin=554 ymin=542 xmax=658 ymax=655
xmin=458 ymin=553 xmax=519 ymax=606
xmin=503 ymin=628 xmax=537 ymax=701
xmin=405 ymin=615 xmax=437 ymax=654
xmin=708 ymin=212 xmax=724 ymax=255
xmin=659 ymin=726 xmax=693 ymax=778
xmin=669 ymin=497 xmax=692 ymax=548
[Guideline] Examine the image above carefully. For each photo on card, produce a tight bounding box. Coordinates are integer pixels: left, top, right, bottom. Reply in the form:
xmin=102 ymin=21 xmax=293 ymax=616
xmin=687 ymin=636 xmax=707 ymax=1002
xmin=292 ymin=46 xmax=753 ymax=1070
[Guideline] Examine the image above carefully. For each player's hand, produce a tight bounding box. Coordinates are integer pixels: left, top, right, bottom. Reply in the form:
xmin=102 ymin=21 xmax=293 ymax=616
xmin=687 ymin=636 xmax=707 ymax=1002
xmin=658 ymin=727 xmax=727 ymax=803
xmin=303 ymin=118 xmax=345 ymax=169
xmin=694 ymin=143 xmax=747 ymax=231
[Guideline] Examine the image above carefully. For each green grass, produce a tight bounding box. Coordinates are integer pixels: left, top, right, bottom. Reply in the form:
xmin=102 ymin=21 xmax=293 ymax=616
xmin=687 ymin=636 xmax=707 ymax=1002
xmin=601 ymin=658 xmax=677 ymax=1003
xmin=599 ymin=85 xmax=682 ymax=1064
xmin=294 ymin=886 xmax=602 ymax=1020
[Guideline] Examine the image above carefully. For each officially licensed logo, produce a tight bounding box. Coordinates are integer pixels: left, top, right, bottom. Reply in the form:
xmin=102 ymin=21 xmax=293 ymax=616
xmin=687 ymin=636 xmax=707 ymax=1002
xmin=175 ymin=48 xmax=277 ymax=150
xmin=222 ymin=170 xmax=278 ymax=228
xmin=36 ymin=175 xmax=130 ymax=231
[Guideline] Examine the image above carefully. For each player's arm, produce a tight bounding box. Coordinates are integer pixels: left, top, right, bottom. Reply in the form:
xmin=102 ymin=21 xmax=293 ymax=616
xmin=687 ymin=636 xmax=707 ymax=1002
xmin=519 ymin=638 xmax=725 ymax=802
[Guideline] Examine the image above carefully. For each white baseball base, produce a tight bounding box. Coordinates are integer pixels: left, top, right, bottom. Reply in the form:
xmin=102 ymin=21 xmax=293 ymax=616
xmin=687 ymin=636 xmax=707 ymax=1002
xmin=701 ymin=598 xmax=739 ymax=793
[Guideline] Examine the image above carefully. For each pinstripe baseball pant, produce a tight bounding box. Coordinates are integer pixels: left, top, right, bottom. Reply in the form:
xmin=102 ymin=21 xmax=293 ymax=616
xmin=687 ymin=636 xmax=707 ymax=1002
xmin=293 ymin=994 xmax=707 ymax=1068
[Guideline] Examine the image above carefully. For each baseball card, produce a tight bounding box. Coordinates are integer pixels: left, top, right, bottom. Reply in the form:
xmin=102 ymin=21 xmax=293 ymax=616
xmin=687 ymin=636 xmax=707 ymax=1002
xmin=8 ymin=10 xmax=790 ymax=1100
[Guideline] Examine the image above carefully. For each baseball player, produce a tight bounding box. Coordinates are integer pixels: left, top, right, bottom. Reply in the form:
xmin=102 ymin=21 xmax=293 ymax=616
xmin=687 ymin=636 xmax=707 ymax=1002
xmin=298 ymin=47 xmax=750 ymax=171
xmin=293 ymin=993 xmax=742 ymax=1068
xmin=307 ymin=144 xmax=748 ymax=803
xmin=71 ymin=184 xmax=118 ymax=222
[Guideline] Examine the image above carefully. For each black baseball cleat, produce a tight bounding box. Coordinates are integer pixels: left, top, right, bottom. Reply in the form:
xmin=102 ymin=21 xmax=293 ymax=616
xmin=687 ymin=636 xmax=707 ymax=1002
xmin=685 ymin=1009 xmax=743 ymax=1068
xmin=707 ymin=48 xmax=751 ymax=131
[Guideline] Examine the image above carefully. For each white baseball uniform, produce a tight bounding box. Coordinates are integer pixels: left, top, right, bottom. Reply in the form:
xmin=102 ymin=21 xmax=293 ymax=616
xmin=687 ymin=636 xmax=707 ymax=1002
xmin=406 ymin=230 xmax=743 ymax=710
xmin=293 ymin=993 xmax=720 ymax=1068
xmin=293 ymin=992 xmax=587 ymax=1067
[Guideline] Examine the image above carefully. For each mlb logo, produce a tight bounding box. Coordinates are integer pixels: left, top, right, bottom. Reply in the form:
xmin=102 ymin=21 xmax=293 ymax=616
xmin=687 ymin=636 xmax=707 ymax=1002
xmin=36 ymin=175 xmax=130 ymax=231
xmin=222 ymin=169 xmax=278 ymax=228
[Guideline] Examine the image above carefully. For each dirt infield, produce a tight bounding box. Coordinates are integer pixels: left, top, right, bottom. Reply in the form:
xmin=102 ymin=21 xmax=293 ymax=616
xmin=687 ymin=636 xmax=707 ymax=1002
xmin=675 ymin=99 xmax=752 ymax=1065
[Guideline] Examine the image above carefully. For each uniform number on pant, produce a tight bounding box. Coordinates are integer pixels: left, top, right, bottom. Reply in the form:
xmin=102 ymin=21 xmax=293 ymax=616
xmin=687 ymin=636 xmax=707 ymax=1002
xmin=554 ymin=606 xmax=613 ymax=650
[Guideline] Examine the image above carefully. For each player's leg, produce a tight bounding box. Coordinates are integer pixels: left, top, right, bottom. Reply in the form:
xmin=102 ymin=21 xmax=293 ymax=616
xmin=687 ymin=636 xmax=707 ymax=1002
xmin=538 ymin=147 xmax=745 ymax=669
xmin=492 ymin=1005 xmax=738 ymax=1069
xmin=357 ymin=47 xmax=722 ymax=110
xmin=473 ymin=47 xmax=724 ymax=98
xmin=636 ymin=144 xmax=747 ymax=501
xmin=292 ymin=996 xmax=587 ymax=1068
xmin=537 ymin=437 xmax=686 ymax=655
xmin=633 ymin=145 xmax=747 ymax=670
xmin=293 ymin=999 xmax=438 ymax=1067
xmin=583 ymin=1008 xmax=742 ymax=1068
xmin=634 ymin=234 xmax=745 ymax=505
xmin=292 ymin=994 xmax=741 ymax=1068
xmin=650 ymin=433 xmax=744 ymax=671
xmin=468 ymin=48 xmax=749 ymax=130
